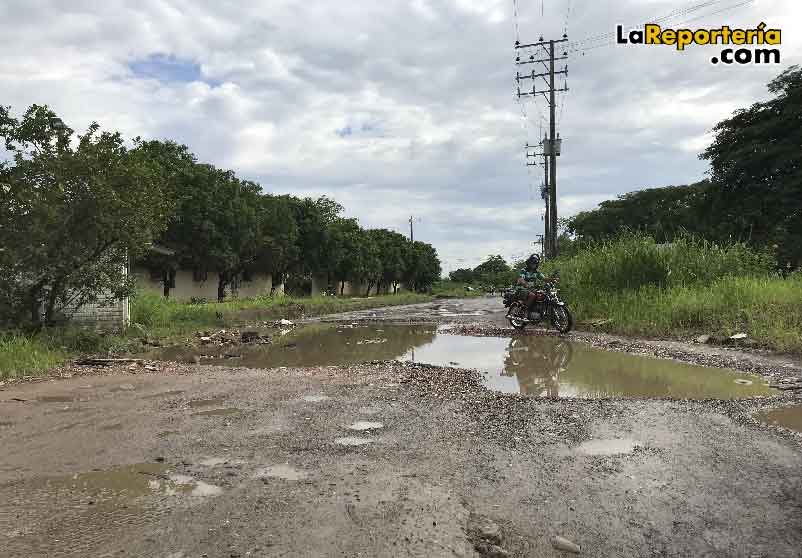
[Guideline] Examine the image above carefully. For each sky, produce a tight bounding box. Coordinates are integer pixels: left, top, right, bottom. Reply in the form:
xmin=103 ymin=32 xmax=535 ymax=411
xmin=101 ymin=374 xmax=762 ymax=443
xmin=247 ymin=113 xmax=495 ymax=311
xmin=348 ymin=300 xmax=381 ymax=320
xmin=1 ymin=0 xmax=800 ymax=274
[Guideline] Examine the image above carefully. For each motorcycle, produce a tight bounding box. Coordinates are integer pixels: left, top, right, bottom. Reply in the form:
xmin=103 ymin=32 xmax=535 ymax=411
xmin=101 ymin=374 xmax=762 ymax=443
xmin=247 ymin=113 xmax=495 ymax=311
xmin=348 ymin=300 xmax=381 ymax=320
xmin=502 ymin=275 xmax=573 ymax=334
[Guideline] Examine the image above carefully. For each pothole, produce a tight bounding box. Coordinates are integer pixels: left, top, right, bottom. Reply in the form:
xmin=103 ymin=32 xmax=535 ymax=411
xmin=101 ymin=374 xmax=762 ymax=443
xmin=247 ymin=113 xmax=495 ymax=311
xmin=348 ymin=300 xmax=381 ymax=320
xmin=32 ymin=464 xmax=223 ymax=502
xmin=348 ymin=421 xmax=384 ymax=431
xmin=755 ymin=405 xmax=802 ymax=433
xmin=37 ymin=395 xmax=75 ymax=403
xmin=576 ymin=438 xmax=641 ymax=455
xmin=148 ymin=324 xmax=775 ymax=399
xmin=254 ymin=465 xmax=308 ymax=481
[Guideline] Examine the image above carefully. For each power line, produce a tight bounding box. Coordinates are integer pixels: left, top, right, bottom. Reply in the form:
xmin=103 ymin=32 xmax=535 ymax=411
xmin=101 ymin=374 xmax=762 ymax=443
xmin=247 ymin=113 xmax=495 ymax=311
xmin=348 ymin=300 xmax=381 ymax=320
xmin=568 ymin=0 xmax=755 ymax=53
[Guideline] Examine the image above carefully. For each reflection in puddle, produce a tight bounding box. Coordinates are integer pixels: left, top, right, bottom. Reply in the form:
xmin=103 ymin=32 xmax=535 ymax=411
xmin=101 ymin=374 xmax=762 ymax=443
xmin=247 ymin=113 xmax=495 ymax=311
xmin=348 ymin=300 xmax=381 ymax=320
xmin=755 ymin=405 xmax=802 ymax=433
xmin=149 ymin=325 xmax=775 ymax=400
xmin=577 ymin=438 xmax=640 ymax=455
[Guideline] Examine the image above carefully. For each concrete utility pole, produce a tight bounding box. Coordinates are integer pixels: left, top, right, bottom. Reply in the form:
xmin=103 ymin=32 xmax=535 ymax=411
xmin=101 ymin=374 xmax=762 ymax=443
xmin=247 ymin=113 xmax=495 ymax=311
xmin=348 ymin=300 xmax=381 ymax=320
xmin=515 ymin=35 xmax=568 ymax=258
xmin=526 ymin=141 xmax=549 ymax=259
xmin=547 ymin=40 xmax=558 ymax=258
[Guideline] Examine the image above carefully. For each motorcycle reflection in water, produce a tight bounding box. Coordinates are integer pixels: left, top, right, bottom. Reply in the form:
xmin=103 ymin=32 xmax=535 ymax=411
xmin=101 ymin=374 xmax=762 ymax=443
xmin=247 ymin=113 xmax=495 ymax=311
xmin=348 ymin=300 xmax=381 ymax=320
xmin=501 ymin=337 xmax=574 ymax=397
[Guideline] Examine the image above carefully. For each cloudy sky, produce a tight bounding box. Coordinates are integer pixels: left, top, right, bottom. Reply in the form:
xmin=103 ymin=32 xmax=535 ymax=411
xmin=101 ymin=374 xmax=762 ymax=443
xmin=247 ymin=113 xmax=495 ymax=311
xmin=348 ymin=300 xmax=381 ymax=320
xmin=1 ymin=0 xmax=799 ymax=273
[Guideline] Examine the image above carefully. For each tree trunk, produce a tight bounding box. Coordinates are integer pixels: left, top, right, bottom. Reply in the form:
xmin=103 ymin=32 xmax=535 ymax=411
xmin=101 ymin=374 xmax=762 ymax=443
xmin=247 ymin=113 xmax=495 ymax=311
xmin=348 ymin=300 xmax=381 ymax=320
xmin=365 ymin=281 xmax=374 ymax=297
xmin=340 ymin=281 xmax=345 ymax=296
xmin=217 ymin=275 xmax=227 ymax=302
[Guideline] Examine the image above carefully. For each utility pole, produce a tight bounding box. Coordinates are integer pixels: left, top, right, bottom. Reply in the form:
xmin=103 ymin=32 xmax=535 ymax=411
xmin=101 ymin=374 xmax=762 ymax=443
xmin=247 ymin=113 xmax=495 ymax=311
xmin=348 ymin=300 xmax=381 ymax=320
xmin=547 ymin=40 xmax=558 ymax=258
xmin=408 ymin=216 xmax=414 ymax=242
xmin=515 ymin=35 xmax=568 ymax=258
xmin=526 ymin=141 xmax=549 ymax=258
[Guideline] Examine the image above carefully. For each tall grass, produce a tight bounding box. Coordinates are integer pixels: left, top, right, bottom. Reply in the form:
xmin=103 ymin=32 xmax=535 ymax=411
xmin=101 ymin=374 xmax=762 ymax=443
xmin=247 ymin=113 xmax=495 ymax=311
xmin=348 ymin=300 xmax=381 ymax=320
xmin=543 ymin=232 xmax=802 ymax=352
xmin=0 ymin=335 xmax=68 ymax=378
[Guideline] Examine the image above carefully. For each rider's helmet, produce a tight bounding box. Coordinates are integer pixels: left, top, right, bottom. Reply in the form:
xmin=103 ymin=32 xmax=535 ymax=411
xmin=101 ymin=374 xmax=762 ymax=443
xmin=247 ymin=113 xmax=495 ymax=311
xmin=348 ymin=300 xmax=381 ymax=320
xmin=525 ymin=253 xmax=541 ymax=271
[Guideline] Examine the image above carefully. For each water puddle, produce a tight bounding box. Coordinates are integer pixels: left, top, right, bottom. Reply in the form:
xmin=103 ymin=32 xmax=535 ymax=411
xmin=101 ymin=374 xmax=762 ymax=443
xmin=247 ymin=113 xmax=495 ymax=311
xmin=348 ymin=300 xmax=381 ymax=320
xmin=192 ymin=408 xmax=241 ymax=417
xmin=141 ymin=390 xmax=185 ymax=400
xmin=755 ymin=405 xmax=802 ymax=433
xmin=149 ymin=325 xmax=775 ymax=400
xmin=348 ymin=421 xmax=384 ymax=431
xmin=32 ymin=463 xmax=222 ymax=501
xmin=577 ymin=438 xmax=640 ymax=455
xmin=254 ymin=464 xmax=308 ymax=481
xmin=37 ymin=395 xmax=75 ymax=403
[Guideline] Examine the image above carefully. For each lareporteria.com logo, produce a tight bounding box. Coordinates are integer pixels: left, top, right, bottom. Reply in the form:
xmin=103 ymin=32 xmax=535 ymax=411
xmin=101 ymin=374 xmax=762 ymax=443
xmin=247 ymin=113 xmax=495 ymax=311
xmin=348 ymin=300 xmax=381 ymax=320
xmin=617 ymin=22 xmax=782 ymax=64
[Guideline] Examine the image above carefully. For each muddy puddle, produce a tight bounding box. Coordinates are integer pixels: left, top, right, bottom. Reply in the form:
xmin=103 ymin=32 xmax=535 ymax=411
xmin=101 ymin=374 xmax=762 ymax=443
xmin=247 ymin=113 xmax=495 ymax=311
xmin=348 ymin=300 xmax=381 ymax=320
xmin=150 ymin=325 xmax=774 ymax=399
xmin=30 ymin=463 xmax=223 ymax=502
xmin=755 ymin=405 xmax=802 ymax=433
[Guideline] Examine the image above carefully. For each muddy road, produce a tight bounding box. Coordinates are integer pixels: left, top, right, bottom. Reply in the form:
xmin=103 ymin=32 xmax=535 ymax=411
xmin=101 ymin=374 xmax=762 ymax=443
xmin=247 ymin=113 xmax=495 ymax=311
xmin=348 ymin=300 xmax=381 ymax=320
xmin=2 ymin=296 xmax=802 ymax=557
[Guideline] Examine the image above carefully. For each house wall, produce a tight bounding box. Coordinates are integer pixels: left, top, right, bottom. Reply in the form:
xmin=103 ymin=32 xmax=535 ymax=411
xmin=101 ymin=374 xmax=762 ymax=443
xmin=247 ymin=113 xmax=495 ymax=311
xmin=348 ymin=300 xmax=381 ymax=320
xmin=65 ymin=264 xmax=130 ymax=331
xmin=233 ymin=273 xmax=273 ymax=299
xmin=68 ymin=296 xmax=129 ymax=332
xmin=311 ymin=273 xmax=396 ymax=297
xmin=132 ymin=266 xmax=274 ymax=301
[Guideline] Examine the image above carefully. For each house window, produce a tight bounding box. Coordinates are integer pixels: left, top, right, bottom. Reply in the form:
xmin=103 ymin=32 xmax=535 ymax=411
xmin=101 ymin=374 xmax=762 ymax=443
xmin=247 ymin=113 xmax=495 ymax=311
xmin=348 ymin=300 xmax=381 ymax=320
xmin=193 ymin=269 xmax=208 ymax=282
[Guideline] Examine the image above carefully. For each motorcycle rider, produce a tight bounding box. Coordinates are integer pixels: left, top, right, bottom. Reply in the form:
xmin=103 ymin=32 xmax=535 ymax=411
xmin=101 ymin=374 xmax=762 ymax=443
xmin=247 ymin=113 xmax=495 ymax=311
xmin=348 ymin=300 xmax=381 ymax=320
xmin=515 ymin=253 xmax=546 ymax=314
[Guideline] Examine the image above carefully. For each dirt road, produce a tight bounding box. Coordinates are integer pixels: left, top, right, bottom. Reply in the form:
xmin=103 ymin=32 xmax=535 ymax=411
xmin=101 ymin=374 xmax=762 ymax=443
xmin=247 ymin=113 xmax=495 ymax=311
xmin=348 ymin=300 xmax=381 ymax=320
xmin=2 ymin=297 xmax=802 ymax=557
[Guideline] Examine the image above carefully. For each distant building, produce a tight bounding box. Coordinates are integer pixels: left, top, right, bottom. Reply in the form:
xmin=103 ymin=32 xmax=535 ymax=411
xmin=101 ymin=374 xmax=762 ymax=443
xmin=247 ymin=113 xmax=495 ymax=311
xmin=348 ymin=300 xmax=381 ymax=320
xmin=130 ymin=245 xmax=283 ymax=301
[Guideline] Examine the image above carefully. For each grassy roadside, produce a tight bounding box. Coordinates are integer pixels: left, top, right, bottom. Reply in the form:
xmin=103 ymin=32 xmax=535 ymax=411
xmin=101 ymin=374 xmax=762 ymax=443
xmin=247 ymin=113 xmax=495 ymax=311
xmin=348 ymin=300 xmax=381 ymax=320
xmin=543 ymin=233 xmax=802 ymax=353
xmin=0 ymin=292 xmax=433 ymax=380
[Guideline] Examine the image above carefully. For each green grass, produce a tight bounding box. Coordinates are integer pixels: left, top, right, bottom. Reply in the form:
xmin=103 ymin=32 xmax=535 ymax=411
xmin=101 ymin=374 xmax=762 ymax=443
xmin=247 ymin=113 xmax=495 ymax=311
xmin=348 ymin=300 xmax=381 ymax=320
xmin=543 ymin=233 xmax=802 ymax=353
xmin=0 ymin=335 xmax=68 ymax=379
xmin=130 ymin=291 xmax=432 ymax=338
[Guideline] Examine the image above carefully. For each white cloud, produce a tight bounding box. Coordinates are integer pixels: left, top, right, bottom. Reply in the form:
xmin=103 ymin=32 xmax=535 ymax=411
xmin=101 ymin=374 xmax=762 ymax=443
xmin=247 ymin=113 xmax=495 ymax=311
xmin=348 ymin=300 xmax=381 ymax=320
xmin=0 ymin=0 xmax=799 ymax=270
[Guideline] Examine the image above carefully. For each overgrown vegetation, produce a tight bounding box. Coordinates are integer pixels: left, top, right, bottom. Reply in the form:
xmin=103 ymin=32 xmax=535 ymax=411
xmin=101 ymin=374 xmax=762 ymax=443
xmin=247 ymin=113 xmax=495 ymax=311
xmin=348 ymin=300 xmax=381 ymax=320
xmin=566 ymin=66 xmax=802 ymax=270
xmin=130 ymin=291 xmax=431 ymax=337
xmin=1 ymin=106 xmax=441 ymax=330
xmin=543 ymin=233 xmax=802 ymax=352
xmin=0 ymin=335 xmax=67 ymax=378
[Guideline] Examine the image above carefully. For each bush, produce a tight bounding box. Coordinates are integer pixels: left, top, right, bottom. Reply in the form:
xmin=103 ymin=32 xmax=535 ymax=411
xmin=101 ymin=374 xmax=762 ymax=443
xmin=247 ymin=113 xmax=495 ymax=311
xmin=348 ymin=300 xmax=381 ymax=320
xmin=543 ymin=231 xmax=774 ymax=299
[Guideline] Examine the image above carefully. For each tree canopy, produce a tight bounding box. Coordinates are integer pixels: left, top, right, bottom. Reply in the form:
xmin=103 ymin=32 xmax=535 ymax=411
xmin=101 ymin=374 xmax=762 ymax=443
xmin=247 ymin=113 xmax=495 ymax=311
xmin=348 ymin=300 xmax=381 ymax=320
xmin=565 ymin=66 xmax=802 ymax=268
xmin=1 ymin=107 xmax=442 ymax=325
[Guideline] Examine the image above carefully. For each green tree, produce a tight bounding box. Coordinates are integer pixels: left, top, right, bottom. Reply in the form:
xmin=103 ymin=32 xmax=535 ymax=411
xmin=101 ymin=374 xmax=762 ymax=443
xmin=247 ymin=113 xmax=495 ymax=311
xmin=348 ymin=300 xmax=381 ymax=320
xmin=701 ymin=65 xmax=802 ymax=267
xmin=403 ymin=241 xmax=441 ymax=293
xmin=157 ymin=162 xmax=262 ymax=301
xmin=0 ymin=105 xmax=173 ymax=326
xmin=473 ymin=255 xmax=515 ymax=289
xmin=449 ymin=268 xmax=475 ymax=283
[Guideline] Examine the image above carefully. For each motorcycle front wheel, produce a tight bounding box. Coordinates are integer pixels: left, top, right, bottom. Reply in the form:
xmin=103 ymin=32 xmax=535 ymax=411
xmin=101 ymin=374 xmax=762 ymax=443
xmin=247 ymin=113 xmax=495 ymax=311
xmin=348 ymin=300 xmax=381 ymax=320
xmin=550 ymin=305 xmax=573 ymax=334
xmin=507 ymin=302 xmax=528 ymax=330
